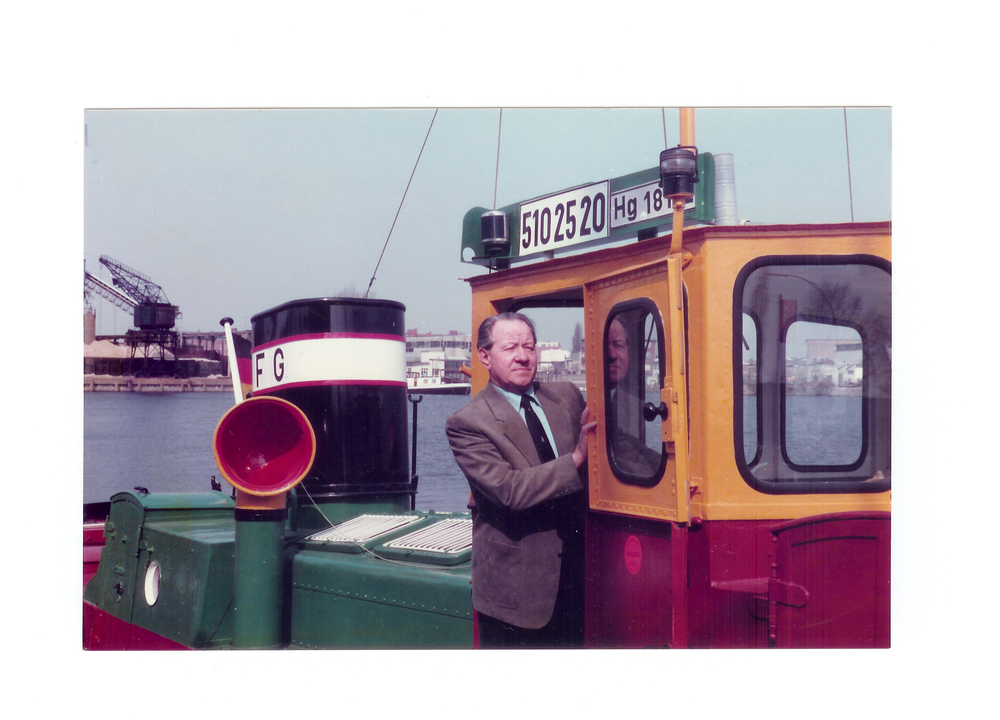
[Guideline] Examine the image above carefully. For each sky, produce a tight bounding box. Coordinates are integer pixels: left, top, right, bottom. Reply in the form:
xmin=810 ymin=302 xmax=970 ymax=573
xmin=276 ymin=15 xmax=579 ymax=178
xmin=83 ymin=107 xmax=891 ymax=349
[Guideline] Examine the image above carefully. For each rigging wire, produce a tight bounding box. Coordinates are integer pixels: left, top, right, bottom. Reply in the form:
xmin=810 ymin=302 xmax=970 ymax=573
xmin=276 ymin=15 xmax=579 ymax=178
xmin=843 ymin=108 xmax=855 ymax=222
xmin=363 ymin=108 xmax=439 ymax=299
xmin=493 ymin=108 xmax=503 ymax=210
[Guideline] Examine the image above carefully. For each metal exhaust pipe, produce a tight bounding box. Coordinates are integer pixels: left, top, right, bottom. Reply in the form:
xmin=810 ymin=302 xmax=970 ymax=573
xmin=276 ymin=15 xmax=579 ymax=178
xmin=214 ymin=396 xmax=316 ymax=648
xmin=713 ymin=153 xmax=739 ymax=225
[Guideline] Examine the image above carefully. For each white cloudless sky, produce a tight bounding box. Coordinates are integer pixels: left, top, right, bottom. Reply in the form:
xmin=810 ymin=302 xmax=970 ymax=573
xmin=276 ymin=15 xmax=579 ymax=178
xmin=84 ymin=106 xmax=890 ymax=349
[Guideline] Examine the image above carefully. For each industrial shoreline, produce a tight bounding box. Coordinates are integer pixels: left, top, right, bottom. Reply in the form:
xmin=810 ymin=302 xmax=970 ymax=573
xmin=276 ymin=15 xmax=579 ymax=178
xmin=84 ymin=374 xmax=234 ymax=392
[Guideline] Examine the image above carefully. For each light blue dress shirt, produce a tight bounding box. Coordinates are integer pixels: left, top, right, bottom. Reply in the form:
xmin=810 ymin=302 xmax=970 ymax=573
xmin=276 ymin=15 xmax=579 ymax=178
xmin=491 ymin=383 xmax=559 ymax=457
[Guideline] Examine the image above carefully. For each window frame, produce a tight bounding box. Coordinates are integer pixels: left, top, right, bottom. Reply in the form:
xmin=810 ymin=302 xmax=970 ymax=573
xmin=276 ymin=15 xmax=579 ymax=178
xmin=604 ymin=298 xmax=668 ymax=489
xmin=732 ymin=254 xmax=891 ymax=495
xmin=741 ymin=308 xmax=764 ymax=469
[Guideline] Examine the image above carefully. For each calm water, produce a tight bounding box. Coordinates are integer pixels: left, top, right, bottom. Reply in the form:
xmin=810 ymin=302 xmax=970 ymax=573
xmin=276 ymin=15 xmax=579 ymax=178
xmin=743 ymin=395 xmax=863 ymax=465
xmin=85 ymin=392 xmax=864 ymax=509
xmin=83 ymin=392 xmax=474 ymax=513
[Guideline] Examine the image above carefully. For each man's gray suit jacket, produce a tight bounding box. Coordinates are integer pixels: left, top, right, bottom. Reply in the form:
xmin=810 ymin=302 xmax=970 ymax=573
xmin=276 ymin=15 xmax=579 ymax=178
xmin=445 ymin=381 xmax=587 ymax=629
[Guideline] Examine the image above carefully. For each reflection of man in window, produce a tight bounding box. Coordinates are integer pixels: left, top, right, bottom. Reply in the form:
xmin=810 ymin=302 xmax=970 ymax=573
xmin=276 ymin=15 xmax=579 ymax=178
xmin=608 ymin=318 xmax=640 ymax=437
xmin=608 ymin=318 xmax=628 ymax=385
xmin=607 ymin=316 xmax=660 ymax=478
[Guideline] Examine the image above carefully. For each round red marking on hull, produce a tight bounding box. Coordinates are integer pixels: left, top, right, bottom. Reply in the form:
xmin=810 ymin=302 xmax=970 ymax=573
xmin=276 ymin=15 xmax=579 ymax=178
xmin=624 ymin=534 xmax=642 ymax=575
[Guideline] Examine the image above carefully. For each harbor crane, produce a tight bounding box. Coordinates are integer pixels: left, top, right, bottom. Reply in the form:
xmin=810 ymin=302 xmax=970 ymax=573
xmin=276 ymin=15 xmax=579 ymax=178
xmin=84 ymin=256 xmax=182 ymax=375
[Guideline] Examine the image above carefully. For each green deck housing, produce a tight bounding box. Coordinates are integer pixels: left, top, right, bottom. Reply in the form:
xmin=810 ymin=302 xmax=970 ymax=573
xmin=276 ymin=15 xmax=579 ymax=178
xmin=84 ymin=491 xmax=473 ymax=649
xmin=84 ymin=492 xmax=238 ymax=648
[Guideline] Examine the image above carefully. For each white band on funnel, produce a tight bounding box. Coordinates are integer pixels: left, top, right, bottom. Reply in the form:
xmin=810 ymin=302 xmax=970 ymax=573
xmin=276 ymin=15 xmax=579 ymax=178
xmin=251 ymin=333 xmax=406 ymax=393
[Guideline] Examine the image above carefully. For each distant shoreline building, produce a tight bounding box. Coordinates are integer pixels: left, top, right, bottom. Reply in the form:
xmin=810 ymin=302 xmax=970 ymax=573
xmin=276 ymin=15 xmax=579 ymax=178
xmin=744 ymin=337 xmax=864 ymax=395
xmin=405 ymin=329 xmax=473 ymax=383
xmin=84 ymin=324 xmax=251 ymax=379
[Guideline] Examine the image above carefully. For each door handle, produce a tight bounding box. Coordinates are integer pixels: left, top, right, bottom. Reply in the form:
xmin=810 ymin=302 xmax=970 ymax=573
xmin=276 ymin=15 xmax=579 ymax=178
xmin=643 ymin=401 xmax=669 ymax=422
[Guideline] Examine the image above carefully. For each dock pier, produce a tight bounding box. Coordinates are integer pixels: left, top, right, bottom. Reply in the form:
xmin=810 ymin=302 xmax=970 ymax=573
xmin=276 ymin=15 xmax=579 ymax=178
xmin=84 ymin=375 xmax=233 ymax=393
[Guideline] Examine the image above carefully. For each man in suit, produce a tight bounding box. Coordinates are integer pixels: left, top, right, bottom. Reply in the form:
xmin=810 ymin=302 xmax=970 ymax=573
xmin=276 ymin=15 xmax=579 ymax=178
xmin=446 ymin=312 xmax=596 ymax=648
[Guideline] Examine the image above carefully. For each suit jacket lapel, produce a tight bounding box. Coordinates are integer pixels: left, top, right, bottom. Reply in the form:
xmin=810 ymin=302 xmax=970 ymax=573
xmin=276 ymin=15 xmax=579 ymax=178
xmin=481 ymin=383 xmax=538 ymax=465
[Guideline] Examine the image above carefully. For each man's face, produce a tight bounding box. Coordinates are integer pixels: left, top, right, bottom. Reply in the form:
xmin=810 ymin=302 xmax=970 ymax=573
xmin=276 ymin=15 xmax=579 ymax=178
xmin=607 ymin=319 xmax=629 ymax=386
xmin=479 ymin=319 xmax=537 ymax=394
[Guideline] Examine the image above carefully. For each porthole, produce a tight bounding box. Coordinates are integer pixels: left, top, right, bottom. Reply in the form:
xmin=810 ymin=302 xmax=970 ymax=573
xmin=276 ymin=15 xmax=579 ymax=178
xmin=144 ymin=560 xmax=161 ymax=606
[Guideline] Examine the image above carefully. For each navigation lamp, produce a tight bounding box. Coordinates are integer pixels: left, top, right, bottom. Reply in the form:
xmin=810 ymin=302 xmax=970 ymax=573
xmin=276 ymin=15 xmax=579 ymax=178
xmin=480 ymin=210 xmax=510 ymax=257
xmin=659 ymin=146 xmax=699 ymax=199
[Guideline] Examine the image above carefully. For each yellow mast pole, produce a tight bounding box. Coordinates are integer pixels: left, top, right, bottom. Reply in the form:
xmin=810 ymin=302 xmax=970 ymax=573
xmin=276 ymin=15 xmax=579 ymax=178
xmin=670 ymin=108 xmax=695 ymax=256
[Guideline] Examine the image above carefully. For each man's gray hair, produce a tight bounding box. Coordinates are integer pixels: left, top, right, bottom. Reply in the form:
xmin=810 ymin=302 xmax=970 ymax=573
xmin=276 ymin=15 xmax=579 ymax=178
xmin=477 ymin=312 xmax=537 ymax=351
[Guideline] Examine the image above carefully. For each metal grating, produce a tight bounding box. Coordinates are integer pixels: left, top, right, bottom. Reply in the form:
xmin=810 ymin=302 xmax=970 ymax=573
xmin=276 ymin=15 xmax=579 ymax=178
xmin=383 ymin=518 xmax=473 ymax=555
xmin=307 ymin=514 xmax=421 ymax=544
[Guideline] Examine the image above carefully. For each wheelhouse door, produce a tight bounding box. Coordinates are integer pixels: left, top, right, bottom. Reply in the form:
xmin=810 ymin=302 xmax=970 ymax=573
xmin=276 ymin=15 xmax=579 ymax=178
xmin=584 ymin=257 xmax=689 ymax=523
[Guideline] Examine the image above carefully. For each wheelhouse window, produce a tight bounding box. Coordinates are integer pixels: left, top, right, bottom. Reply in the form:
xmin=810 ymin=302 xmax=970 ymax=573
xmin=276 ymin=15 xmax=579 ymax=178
xmin=605 ymin=302 xmax=667 ymax=487
xmin=735 ymin=257 xmax=891 ymax=494
xmin=784 ymin=321 xmax=864 ymax=467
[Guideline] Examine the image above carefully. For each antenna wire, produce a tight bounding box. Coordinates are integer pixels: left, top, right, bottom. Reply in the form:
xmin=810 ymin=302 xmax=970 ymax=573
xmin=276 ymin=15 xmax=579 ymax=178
xmin=493 ymin=108 xmax=503 ymax=210
xmin=844 ymin=108 xmax=855 ymax=222
xmin=364 ymin=109 xmax=439 ymax=298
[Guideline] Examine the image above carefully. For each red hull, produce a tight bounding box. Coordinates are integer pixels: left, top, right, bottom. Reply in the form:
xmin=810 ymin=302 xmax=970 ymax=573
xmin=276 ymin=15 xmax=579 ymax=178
xmin=585 ymin=512 xmax=890 ymax=648
xmin=83 ymin=601 xmax=189 ymax=650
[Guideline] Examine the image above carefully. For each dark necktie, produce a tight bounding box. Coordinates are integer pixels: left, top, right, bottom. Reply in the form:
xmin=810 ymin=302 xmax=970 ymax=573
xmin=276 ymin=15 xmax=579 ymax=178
xmin=521 ymin=395 xmax=556 ymax=463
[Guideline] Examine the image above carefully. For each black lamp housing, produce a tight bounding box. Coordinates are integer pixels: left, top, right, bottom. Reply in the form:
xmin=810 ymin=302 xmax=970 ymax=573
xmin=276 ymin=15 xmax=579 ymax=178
xmin=659 ymin=146 xmax=699 ymax=200
xmin=480 ymin=210 xmax=510 ymax=257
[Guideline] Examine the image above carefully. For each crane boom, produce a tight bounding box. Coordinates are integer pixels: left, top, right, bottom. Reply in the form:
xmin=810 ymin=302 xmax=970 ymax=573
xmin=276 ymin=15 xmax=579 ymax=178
xmin=98 ymin=255 xmax=171 ymax=305
xmin=84 ymin=270 xmax=137 ymax=312
xmin=87 ymin=255 xmax=181 ymax=330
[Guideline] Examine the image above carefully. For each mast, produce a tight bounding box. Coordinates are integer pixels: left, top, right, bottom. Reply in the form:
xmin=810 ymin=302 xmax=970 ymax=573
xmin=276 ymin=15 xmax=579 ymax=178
xmin=669 ymin=108 xmax=696 ymax=255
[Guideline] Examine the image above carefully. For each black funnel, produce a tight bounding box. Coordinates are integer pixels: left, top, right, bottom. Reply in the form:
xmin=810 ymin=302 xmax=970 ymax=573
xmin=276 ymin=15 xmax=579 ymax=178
xmin=250 ymin=298 xmax=409 ymax=503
